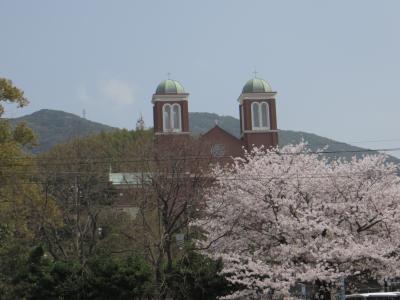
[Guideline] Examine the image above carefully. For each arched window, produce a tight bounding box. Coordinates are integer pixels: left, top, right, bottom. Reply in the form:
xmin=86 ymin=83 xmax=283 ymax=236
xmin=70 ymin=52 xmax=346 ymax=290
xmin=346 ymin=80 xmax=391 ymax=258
xmin=251 ymin=102 xmax=270 ymax=130
xmin=260 ymin=102 xmax=269 ymax=128
xmin=163 ymin=103 xmax=182 ymax=132
xmin=173 ymin=104 xmax=181 ymax=129
xmin=163 ymin=104 xmax=171 ymax=130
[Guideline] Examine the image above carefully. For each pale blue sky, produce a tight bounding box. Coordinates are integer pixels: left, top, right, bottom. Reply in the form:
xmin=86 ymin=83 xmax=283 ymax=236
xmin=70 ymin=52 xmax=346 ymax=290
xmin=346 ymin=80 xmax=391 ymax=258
xmin=1 ymin=1 xmax=400 ymax=153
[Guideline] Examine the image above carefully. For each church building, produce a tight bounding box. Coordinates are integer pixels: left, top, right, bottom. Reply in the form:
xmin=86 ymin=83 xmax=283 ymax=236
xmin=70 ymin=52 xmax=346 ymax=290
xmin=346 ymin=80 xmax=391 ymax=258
xmin=151 ymin=76 xmax=279 ymax=157
xmin=109 ymin=76 xmax=279 ymax=216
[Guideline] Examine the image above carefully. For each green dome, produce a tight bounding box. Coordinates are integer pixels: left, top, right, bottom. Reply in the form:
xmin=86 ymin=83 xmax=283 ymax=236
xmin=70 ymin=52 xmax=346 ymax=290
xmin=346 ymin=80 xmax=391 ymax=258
xmin=155 ymin=79 xmax=185 ymax=94
xmin=242 ymin=78 xmax=272 ymax=93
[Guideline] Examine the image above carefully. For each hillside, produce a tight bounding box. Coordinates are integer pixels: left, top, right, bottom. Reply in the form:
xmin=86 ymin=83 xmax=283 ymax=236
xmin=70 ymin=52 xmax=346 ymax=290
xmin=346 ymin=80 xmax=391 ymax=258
xmin=8 ymin=109 xmax=118 ymax=153
xmin=7 ymin=109 xmax=399 ymax=164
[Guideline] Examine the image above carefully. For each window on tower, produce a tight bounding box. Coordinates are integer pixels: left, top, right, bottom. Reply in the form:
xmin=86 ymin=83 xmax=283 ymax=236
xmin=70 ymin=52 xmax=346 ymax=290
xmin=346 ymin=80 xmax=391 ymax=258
xmin=173 ymin=104 xmax=180 ymax=129
xmin=260 ymin=102 xmax=269 ymax=128
xmin=163 ymin=103 xmax=182 ymax=132
xmin=163 ymin=104 xmax=171 ymax=130
xmin=251 ymin=102 xmax=270 ymax=130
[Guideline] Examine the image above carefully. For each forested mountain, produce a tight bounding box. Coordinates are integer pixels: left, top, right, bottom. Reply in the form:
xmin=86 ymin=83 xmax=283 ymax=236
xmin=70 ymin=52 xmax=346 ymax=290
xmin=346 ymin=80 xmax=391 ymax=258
xmin=8 ymin=109 xmax=399 ymax=163
xmin=8 ymin=109 xmax=118 ymax=153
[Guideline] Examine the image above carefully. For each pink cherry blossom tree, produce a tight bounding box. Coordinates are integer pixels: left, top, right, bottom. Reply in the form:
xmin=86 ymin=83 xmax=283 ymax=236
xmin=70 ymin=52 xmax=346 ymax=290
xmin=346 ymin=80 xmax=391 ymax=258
xmin=197 ymin=143 xmax=400 ymax=299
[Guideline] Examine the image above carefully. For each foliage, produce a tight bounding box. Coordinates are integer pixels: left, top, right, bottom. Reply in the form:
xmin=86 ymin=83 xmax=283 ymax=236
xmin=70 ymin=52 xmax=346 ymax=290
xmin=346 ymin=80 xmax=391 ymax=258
xmin=198 ymin=143 xmax=400 ymax=299
xmin=7 ymin=245 xmax=234 ymax=300
xmin=167 ymin=250 xmax=239 ymax=300
xmin=11 ymin=245 xmax=154 ymax=300
xmin=86 ymin=255 xmax=154 ymax=299
xmin=0 ymin=78 xmax=60 ymax=297
xmin=0 ymin=77 xmax=28 ymax=116
xmin=5 ymin=245 xmax=235 ymax=300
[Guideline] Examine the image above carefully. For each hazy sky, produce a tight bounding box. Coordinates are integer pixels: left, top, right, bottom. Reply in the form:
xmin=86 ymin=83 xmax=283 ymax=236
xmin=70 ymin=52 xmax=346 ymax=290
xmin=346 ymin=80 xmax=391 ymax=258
xmin=1 ymin=0 xmax=400 ymax=154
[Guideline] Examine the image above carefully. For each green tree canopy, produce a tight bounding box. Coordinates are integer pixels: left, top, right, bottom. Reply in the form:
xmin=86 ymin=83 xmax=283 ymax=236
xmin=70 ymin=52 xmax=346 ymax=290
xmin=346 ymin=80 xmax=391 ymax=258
xmin=0 ymin=78 xmax=59 ymax=297
xmin=0 ymin=78 xmax=28 ymax=117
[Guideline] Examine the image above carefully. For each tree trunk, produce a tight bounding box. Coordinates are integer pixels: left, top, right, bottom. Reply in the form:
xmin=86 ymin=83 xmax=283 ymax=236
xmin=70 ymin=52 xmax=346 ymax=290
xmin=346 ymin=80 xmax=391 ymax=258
xmin=165 ymin=235 xmax=173 ymax=274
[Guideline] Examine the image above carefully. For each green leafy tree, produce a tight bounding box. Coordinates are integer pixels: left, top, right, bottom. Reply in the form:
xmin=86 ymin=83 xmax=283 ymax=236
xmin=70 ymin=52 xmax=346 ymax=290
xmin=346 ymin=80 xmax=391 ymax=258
xmin=0 ymin=78 xmax=62 ymax=297
xmin=86 ymin=255 xmax=154 ymax=299
xmin=0 ymin=78 xmax=28 ymax=117
xmin=168 ymin=250 xmax=239 ymax=300
xmin=12 ymin=245 xmax=154 ymax=300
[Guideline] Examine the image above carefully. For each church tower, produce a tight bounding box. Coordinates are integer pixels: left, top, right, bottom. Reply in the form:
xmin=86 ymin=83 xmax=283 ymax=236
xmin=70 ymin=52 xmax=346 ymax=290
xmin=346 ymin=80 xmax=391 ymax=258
xmin=152 ymin=79 xmax=190 ymax=135
xmin=239 ymin=76 xmax=278 ymax=150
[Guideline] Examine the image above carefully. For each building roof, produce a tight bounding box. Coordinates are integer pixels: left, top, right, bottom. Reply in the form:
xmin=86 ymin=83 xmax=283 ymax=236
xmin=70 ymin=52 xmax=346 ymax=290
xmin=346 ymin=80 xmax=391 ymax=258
xmin=109 ymin=172 xmax=151 ymax=186
xmin=201 ymin=125 xmax=240 ymax=141
xmin=155 ymin=79 xmax=185 ymax=95
xmin=242 ymin=77 xmax=273 ymax=93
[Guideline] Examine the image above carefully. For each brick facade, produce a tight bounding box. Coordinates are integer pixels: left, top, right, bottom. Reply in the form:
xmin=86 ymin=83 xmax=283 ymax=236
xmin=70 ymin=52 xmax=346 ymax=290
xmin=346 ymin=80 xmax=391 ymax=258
xmin=152 ymin=78 xmax=279 ymax=158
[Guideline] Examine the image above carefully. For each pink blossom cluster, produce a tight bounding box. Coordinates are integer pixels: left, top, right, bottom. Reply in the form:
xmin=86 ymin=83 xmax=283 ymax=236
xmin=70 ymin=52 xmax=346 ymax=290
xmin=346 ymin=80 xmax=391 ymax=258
xmin=197 ymin=143 xmax=400 ymax=299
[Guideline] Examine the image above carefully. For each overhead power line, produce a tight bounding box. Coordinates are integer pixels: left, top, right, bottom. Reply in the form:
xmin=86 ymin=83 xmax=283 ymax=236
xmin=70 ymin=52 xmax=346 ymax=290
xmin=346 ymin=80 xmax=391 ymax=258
xmin=0 ymin=146 xmax=399 ymax=169
xmin=0 ymin=170 xmax=398 ymax=187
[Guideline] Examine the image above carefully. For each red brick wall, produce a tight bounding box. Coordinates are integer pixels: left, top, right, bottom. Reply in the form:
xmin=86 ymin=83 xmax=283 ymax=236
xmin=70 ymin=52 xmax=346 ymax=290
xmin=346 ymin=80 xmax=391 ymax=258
xmin=200 ymin=126 xmax=243 ymax=159
xmin=242 ymin=131 xmax=278 ymax=151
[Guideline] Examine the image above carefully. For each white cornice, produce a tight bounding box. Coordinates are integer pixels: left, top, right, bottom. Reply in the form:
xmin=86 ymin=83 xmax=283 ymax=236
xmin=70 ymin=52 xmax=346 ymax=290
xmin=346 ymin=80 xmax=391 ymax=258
xmin=152 ymin=93 xmax=189 ymax=104
xmin=242 ymin=129 xmax=278 ymax=134
xmin=237 ymin=92 xmax=277 ymax=104
xmin=154 ymin=131 xmax=191 ymax=136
